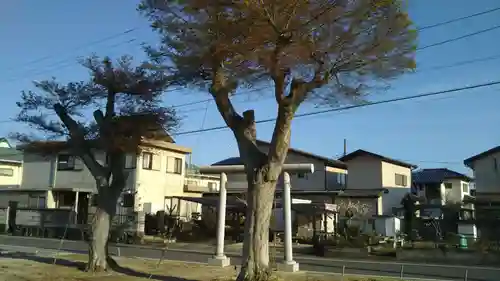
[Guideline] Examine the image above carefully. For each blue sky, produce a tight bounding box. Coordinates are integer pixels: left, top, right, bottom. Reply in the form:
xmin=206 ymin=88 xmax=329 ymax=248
xmin=1 ymin=0 xmax=500 ymax=175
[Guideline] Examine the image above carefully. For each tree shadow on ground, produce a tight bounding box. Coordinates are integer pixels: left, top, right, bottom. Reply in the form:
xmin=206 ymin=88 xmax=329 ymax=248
xmin=0 ymin=250 xmax=198 ymax=281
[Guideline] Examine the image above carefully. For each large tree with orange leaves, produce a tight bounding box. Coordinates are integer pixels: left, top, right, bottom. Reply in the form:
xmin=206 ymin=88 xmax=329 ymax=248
xmin=139 ymin=0 xmax=416 ymax=280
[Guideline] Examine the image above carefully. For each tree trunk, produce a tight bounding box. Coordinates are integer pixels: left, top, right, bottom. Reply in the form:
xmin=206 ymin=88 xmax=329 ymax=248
xmin=87 ymin=207 xmax=111 ymax=272
xmin=86 ymin=189 xmax=121 ymax=272
xmin=237 ymin=181 xmax=276 ymax=281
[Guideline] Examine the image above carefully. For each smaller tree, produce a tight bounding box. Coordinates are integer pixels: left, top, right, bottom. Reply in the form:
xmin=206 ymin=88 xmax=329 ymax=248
xmin=401 ymin=193 xmax=417 ymax=242
xmin=337 ymin=199 xmax=371 ymax=239
xmin=337 ymin=199 xmax=372 ymax=220
xmin=14 ymin=55 xmax=180 ymax=272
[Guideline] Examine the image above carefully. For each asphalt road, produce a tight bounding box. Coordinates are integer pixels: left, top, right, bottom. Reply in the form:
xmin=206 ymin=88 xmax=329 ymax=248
xmin=0 ymin=235 xmax=498 ymax=281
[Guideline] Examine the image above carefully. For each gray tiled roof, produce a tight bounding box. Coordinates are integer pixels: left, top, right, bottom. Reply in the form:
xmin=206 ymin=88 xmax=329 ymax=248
xmin=412 ymin=168 xmax=471 ymax=184
xmin=0 ymin=147 xmax=23 ymax=162
xmin=339 ymin=149 xmax=417 ymax=169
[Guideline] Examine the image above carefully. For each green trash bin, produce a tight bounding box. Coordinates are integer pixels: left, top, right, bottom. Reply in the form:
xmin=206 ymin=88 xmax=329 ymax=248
xmin=458 ymin=234 xmax=468 ymax=249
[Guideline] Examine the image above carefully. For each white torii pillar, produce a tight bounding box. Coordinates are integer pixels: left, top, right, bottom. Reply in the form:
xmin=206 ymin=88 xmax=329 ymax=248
xmin=199 ymin=163 xmax=315 ymax=271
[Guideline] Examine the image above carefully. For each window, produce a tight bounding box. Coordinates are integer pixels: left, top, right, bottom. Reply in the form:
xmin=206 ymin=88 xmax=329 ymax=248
xmin=28 ymin=195 xmax=46 ymax=209
xmin=174 ymin=158 xmax=182 ymax=174
xmin=395 ymin=173 xmax=407 ymax=186
xmin=142 ymin=152 xmax=153 ymax=170
xmin=337 ymin=173 xmax=346 ymax=185
xmin=297 ymin=172 xmax=308 ymax=179
xmin=91 ymin=195 xmax=98 ymax=206
xmin=0 ymin=168 xmax=13 ymax=177
xmin=444 ymin=183 xmax=453 ymax=189
xmin=55 ymin=191 xmax=74 ymax=208
xmin=166 ymin=157 xmax=183 ymax=174
xmin=165 ymin=197 xmax=180 ymax=216
xmin=124 ymin=154 xmax=137 ymax=169
xmin=57 ymin=154 xmax=83 ymax=171
xmin=462 ymin=183 xmax=469 ymax=193
xmin=207 ymin=182 xmax=216 ymax=191
xmin=122 ymin=193 xmax=135 ymax=208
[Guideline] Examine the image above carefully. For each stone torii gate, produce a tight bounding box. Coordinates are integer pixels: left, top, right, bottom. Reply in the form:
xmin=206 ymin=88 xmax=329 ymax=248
xmin=199 ymin=163 xmax=315 ymax=272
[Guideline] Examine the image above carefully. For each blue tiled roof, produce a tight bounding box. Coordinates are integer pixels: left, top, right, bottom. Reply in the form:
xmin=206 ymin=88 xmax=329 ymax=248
xmin=212 ymin=157 xmax=244 ymax=166
xmin=211 ymin=140 xmax=347 ymax=169
xmin=412 ymin=168 xmax=472 ymax=184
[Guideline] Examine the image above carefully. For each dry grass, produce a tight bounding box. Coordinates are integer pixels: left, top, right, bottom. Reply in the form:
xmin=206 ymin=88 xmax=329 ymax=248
xmin=0 ymin=252 xmax=409 ymax=281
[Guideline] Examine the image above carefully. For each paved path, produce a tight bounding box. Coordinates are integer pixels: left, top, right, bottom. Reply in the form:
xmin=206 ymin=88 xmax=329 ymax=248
xmin=0 ymin=235 xmax=498 ymax=281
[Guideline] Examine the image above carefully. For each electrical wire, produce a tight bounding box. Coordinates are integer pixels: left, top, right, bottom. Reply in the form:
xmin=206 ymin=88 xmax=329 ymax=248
xmin=173 ymin=80 xmax=500 ymax=136
xmin=4 ymin=27 xmax=141 ymax=73
xmin=418 ymin=53 xmax=500 ymax=73
xmin=417 ymin=6 xmax=500 ymax=31
xmin=4 ymin=5 xmax=499 ymax=88
xmin=418 ymin=24 xmax=500 ymax=51
xmin=3 ymin=38 xmax=139 ymax=85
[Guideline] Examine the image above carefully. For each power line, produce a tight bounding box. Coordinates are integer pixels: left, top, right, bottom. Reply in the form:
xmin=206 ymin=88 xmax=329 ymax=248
xmin=168 ymin=49 xmax=500 ymax=110
xmin=418 ymin=24 xmax=500 ymax=51
xmin=5 ymin=28 xmax=498 ymax=126
xmin=419 ymin=53 xmax=500 ymax=72
xmin=4 ymin=7 xmax=499 ymax=122
xmin=5 ymin=6 xmax=496 ymax=87
xmin=0 ymin=101 xmax=216 ymax=125
xmin=7 ymin=4 xmax=496 ymax=77
xmin=409 ymin=160 xmax=464 ymax=165
xmin=4 ymin=27 xmax=141 ymax=74
xmin=174 ymin=80 xmax=500 ymax=136
xmin=418 ymin=6 xmax=500 ymax=31
xmin=8 ymin=48 xmax=491 ymax=126
xmin=3 ymin=38 xmax=139 ymax=85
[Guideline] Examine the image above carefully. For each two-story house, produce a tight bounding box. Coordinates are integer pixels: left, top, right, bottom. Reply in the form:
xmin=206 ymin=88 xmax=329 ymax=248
xmin=411 ymin=168 xmax=474 ymax=220
xmin=464 ymin=146 xmax=500 ymax=200
xmin=18 ymin=136 xmax=201 ymax=223
xmin=464 ymin=146 xmax=500 ymax=238
xmin=412 ymin=168 xmax=472 ymax=205
xmin=201 ymin=140 xmax=387 ymax=236
xmin=211 ymin=140 xmax=348 ymax=192
xmin=339 ymin=149 xmax=417 ymax=216
xmin=0 ymin=139 xmax=25 ymax=207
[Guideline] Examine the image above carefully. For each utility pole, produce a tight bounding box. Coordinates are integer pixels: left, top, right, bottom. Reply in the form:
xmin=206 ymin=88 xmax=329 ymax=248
xmin=343 ymin=138 xmax=347 ymax=156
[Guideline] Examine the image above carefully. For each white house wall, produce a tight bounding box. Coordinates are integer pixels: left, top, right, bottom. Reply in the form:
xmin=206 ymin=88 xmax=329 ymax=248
xmin=469 ymin=150 xmax=500 ymax=194
xmin=278 ymin=151 xmax=327 ymax=191
xmin=263 ymin=142 xmax=347 ymax=191
xmin=344 ymin=155 xmax=382 ymax=190
xmin=21 ymin=145 xmax=194 ymax=215
xmin=135 ymin=148 xmax=199 ymax=215
xmin=442 ymin=179 xmax=469 ymax=203
xmin=0 ymin=190 xmax=46 ymax=208
xmin=53 ymin=152 xmax=104 ymax=193
xmin=223 ymin=148 xmax=340 ymax=192
xmin=21 ymin=153 xmax=54 ymax=190
xmin=381 ymin=188 xmax=409 ymax=215
xmin=343 ymin=157 xmax=412 ymax=215
xmin=381 ymin=161 xmax=412 ymax=189
xmin=0 ymin=163 xmax=22 ymax=187
xmin=381 ymin=161 xmax=412 ymax=215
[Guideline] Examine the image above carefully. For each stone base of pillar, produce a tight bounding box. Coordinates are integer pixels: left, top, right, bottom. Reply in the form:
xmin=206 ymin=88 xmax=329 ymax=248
xmin=277 ymin=261 xmax=299 ymax=272
xmin=208 ymin=255 xmax=231 ymax=267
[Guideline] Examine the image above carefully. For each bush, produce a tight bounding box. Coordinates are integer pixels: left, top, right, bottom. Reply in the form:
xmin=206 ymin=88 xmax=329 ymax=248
xmin=346 ymin=225 xmax=361 ymax=238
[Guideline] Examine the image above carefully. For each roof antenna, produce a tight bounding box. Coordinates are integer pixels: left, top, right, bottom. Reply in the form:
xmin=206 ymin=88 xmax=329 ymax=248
xmin=343 ymin=138 xmax=347 ymax=157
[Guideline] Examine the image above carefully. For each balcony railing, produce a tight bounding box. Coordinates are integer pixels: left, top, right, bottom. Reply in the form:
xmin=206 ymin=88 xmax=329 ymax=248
xmin=184 ymin=174 xmax=220 ymax=193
